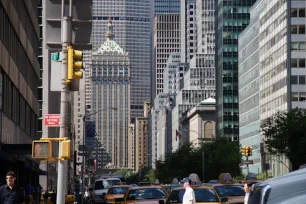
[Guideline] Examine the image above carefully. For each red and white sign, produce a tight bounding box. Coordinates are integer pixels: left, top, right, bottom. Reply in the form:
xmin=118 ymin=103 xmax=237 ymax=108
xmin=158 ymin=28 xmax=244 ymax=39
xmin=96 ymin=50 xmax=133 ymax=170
xmin=44 ymin=114 xmax=61 ymax=127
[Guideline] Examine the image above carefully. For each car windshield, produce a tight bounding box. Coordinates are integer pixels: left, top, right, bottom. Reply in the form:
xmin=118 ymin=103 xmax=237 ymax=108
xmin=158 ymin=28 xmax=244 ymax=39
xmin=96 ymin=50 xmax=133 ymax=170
xmin=126 ymin=188 xmax=167 ymax=200
xmin=167 ymin=189 xmax=219 ymax=203
xmin=95 ymin=179 xmax=120 ymax=190
xmin=108 ymin=187 xmax=129 ymax=194
xmin=215 ymin=185 xmax=245 ymax=197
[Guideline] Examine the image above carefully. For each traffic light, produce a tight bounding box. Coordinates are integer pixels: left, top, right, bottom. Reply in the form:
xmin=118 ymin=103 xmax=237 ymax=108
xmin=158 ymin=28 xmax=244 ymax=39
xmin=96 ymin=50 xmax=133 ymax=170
xmin=66 ymin=46 xmax=83 ymax=84
xmin=242 ymin=146 xmax=248 ymax=157
xmin=60 ymin=140 xmax=71 ymax=159
xmin=32 ymin=141 xmax=52 ymax=159
xmin=247 ymin=146 xmax=253 ymax=156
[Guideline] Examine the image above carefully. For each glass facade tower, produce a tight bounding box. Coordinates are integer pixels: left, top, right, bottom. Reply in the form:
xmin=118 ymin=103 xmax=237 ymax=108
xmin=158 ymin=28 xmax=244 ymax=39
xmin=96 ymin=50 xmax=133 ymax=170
xmin=216 ymin=0 xmax=256 ymax=140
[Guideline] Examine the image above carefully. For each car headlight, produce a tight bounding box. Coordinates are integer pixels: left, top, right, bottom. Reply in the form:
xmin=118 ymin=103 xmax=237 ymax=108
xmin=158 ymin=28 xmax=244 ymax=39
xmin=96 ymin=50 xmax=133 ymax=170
xmin=106 ymin=199 xmax=115 ymax=203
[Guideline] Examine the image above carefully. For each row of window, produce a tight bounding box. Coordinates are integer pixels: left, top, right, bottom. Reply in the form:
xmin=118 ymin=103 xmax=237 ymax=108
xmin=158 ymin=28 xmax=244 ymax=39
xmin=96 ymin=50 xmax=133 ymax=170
xmin=261 ymin=78 xmax=287 ymax=99
xmin=0 ymin=70 xmax=37 ymax=138
xmin=291 ymin=75 xmax=306 ymax=85
xmin=261 ymin=94 xmax=287 ymax=114
xmin=291 ymin=42 xmax=306 ymax=51
xmin=291 ymin=8 xmax=306 ymax=17
xmin=260 ymin=61 xmax=287 ymax=85
xmin=260 ymin=0 xmax=286 ymax=26
xmin=291 ymin=58 xmax=306 ymax=68
xmin=291 ymin=25 xmax=306 ymax=34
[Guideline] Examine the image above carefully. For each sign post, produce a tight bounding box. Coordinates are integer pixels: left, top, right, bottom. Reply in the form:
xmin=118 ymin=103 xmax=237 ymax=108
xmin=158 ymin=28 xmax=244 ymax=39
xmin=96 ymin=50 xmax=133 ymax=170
xmin=44 ymin=114 xmax=61 ymax=126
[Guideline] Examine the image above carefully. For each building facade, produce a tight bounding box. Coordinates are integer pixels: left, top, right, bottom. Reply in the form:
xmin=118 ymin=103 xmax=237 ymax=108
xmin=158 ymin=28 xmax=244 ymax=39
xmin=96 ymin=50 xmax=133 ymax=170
xmin=216 ymin=0 xmax=256 ymax=140
xmin=154 ymin=0 xmax=180 ymax=14
xmin=154 ymin=14 xmax=181 ymax=95
xmin=238 ymin=0 xmax=263 ymax=174
xmin=163 ymin=53 xmax=181 ymax=93
xmin=90 ymin=20 xmax=131 ymax=168
xmin=0 ymin=0 xmax=42 ymax=185
xmin=92 ymin=0 xmax=153 ymax=120
xmin=135 ymin=117 xmax=149 ymax=171
xmin=180 ymin=0 xmax=197 ymax=63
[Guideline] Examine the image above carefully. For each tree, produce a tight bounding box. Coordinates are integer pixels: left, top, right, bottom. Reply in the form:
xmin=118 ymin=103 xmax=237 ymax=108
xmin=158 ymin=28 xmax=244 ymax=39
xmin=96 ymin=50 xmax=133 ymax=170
xmin=155 ymin=138 xmax=242 ymax=183
xmin=261 ymin=108 xmax=306 ymax=171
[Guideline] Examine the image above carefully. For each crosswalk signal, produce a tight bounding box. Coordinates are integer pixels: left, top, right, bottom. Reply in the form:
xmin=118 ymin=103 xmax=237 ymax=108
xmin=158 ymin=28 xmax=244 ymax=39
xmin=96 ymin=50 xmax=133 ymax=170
xmin=66 ymin=46 xmax=83 ymax=84
xmin=32 ymin=141 xmax=52 ymax=159
xmin=60 ymin=140 xmax=71 ymax=159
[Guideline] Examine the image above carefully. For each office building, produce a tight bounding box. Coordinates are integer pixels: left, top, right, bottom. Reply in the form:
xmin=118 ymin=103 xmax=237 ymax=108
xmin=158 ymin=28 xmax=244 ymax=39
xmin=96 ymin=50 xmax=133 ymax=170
xmin=163 ymin=53 xmax=181 ymax=93
xmin=216 ymin=0 xmax=256 ymax=140
xmin=154 ymin=14 xmax=180 ymax=95
xmin=90 ymin=19 xmax=131 ymax=168
xmin=135 ymin=117 xmax=149 ymax=171
xmin=0 ymin=0 xmax=42 ymax=184
xmin=238 ymin=0 xmax=263 ymax=174
xmin=154 ymin=0 xmax=180 ymax=14
xmin=92 ymin=0 xmax=153 ymax=120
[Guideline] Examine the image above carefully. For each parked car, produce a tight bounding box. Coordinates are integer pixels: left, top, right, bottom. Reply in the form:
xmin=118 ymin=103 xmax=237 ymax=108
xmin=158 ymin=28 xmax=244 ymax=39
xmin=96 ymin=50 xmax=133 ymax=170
xmin=92 ymin=178 xmax=121 ymax=204
xmin=248 ymin=168 xmax=306 ymax=204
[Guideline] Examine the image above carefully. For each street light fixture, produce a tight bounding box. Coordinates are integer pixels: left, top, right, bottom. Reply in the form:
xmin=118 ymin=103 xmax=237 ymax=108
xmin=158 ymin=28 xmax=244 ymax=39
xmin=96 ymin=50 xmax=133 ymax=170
xmin=79 ymin=107 xmax=117 ymax=195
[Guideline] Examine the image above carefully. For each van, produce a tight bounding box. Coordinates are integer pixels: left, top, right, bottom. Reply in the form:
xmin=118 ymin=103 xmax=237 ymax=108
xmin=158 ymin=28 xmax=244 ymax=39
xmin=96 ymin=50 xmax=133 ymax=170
xmin=93 ymin=178 xmax=121 ymax=203
xmin=248 ymin=168 xmax=306 ymax=204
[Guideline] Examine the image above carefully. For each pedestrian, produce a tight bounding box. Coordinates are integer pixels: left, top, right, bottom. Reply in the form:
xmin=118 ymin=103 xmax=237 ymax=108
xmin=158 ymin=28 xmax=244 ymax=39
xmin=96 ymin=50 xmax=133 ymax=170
xmin=35 ymin=184 xmax=43 ymax=204
xmin=244 ymin=182 xmax=255 ymax=204
xmin=182 ymin=177 xmax=196 ymax=204
xmin=0 ymin=171 xmax=25 ymax=203
xmin=24 ymin=182 xmax=34 ymax=204
xmin=84 ymin=186 xmax=91 ymax=204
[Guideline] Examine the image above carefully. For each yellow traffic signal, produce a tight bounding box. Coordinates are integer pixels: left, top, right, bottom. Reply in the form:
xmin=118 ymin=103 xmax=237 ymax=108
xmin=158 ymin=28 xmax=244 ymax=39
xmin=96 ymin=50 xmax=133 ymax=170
xmin=67 ymin=46 xmax=83 ymax=84
xmin=242 ymin=146 xmax=248 ymax=157
xmin=32 ymin=141 xmax=52 ymax=159
xmin=60 ymin=140 xmax=71 ymax=159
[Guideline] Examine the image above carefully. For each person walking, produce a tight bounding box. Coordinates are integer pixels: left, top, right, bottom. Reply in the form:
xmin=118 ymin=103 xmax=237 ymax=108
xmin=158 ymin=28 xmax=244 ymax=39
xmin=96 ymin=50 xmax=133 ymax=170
xmin=182 ymin=178 xmax=196 ymax=204
xmin=84 ymin=186 xmax=91 ymax=204
xmin=24 ymin=182 xmax=34 ymax=204
xmin=0 ymin=171 xmax=25 ymax=204
xmin=244 ymin=182 xmax=255 ymax=204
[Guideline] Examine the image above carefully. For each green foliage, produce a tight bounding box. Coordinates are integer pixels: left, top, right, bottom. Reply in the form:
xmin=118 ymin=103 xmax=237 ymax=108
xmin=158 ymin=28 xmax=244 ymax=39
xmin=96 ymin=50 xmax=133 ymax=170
xmin=261 ymin=108 xmax=306 ymax=170
xmin=155 ymin=138 xmax=242 ymax=183
xmin=113 ymin=169 xmax=129 ymax=175
xmin=256 ymin=172 xmax=269 ymax=181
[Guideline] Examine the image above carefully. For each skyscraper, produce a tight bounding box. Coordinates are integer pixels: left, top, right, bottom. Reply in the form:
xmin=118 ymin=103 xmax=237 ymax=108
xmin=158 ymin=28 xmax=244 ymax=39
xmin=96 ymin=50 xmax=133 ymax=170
xmin=154 ymin=0 xmax=180 ymax=14
xmin=91 ymin=19 xmax=131 ymax=168
xmin=216 ymin=0 xmax=256 ymax=140
xmin=154 ymin=14 xmax=181 ymax=95
xmin=91 ymin=0 xmax=153 ymax=120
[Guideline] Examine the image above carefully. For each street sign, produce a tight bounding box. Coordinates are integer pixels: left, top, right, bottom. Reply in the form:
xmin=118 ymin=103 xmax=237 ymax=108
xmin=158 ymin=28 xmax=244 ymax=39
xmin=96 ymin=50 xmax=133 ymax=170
xmin=78 ymin=152 xmax=89 ymax=156
xmin=245 ymin=160 xmax=254 ymax=165
xmin=44 ymin=114 xmax=60 ymax=127
xmin=51 ymin=52 xmax=60 ymax=61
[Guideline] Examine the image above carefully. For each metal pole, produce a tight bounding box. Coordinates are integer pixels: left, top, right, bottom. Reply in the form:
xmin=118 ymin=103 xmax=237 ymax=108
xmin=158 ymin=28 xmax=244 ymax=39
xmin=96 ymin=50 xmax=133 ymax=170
xmin=202 ymin=152 xmax=205 ymax=183
xmin=81 ymin=115 xmax=86 ymax=204
xmin=56 ymin=0 xmax=72 ymax=203
xmin=246 ymin=156 xmax=249 ymax=176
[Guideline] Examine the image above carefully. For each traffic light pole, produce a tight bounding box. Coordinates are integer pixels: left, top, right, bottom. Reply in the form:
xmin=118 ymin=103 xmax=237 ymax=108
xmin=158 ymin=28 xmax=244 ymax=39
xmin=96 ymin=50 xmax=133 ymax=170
xmin=56 ymin=0 xmax=72 ymax=203
xmin=246 ymin=156 xmax=249 ymax=176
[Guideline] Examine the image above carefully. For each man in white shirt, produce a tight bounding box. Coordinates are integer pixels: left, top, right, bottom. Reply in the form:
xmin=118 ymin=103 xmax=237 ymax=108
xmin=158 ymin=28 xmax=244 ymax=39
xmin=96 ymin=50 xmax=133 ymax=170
xmin=182 ymin=178 xmax=196 ymax=204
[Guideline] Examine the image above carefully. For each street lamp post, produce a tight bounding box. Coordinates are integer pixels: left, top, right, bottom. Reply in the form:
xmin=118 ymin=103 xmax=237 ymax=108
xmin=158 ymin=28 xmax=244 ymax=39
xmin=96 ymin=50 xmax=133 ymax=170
xmin=80 ymin=107 xmax=116 ymax=199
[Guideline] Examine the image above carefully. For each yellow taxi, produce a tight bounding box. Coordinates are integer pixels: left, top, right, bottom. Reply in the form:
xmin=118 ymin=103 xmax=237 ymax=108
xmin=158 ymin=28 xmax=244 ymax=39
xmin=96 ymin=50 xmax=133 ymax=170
xmin=206 ymin=173 xmax=245 ymax=204
xmin=104 ymin=185 xmax=131 ymax=204
xmin=166 ymin=185 xmax=229 ymax=204
xmin=123 ymin=186 xmax=168 ymax=204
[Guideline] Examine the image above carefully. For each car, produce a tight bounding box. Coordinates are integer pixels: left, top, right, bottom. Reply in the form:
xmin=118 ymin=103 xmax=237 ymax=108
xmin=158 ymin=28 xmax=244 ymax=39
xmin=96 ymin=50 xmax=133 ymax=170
xmin=248 ymin=168 xmax=306 ymax=204
xmin=166 ymin=185 xmax=229 ymax=204
xmin=104 ymin=185 xmax=130 ymax=204
xmin=205 ymin=173 xmax=245 ymax=204
xmin=123 ymin=186 xmax=168 ymax=204
xmin=92 ymin=178 xmax=121 ymax=204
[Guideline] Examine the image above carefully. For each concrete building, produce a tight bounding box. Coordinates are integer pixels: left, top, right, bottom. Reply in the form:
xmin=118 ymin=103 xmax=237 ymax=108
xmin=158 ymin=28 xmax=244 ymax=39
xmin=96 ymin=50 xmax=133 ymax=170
xmin=154 ymin=14 xmax=181 ymax=95
xmin=135 ymin=117 xmax=149 ymax=171
xmin=180 ymin=0 xmax=197 ymax=63
xmin=216 ymin=0 xmax=256 ymax=140
xmin=90 ymin=19 xmax=131 ymax=168
xmin=92 ymin=0 xmax=153 ymax=120
xmin=0 ymin=0 xmax=42 ymax=185
xmin=128 ymin=124 xmax=136 ymax=170
xmin=149 ymin=93 xmax=175 ymax=167
xmin=238 ymin=0 xmax=263 ymax=174
xmin=154 ymin=0 xmax=180 ymax=14
xmin=180 ymin=98 xmax=216 ymax=148
xmin=163 ymin=53 xmax=181 ymax=93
